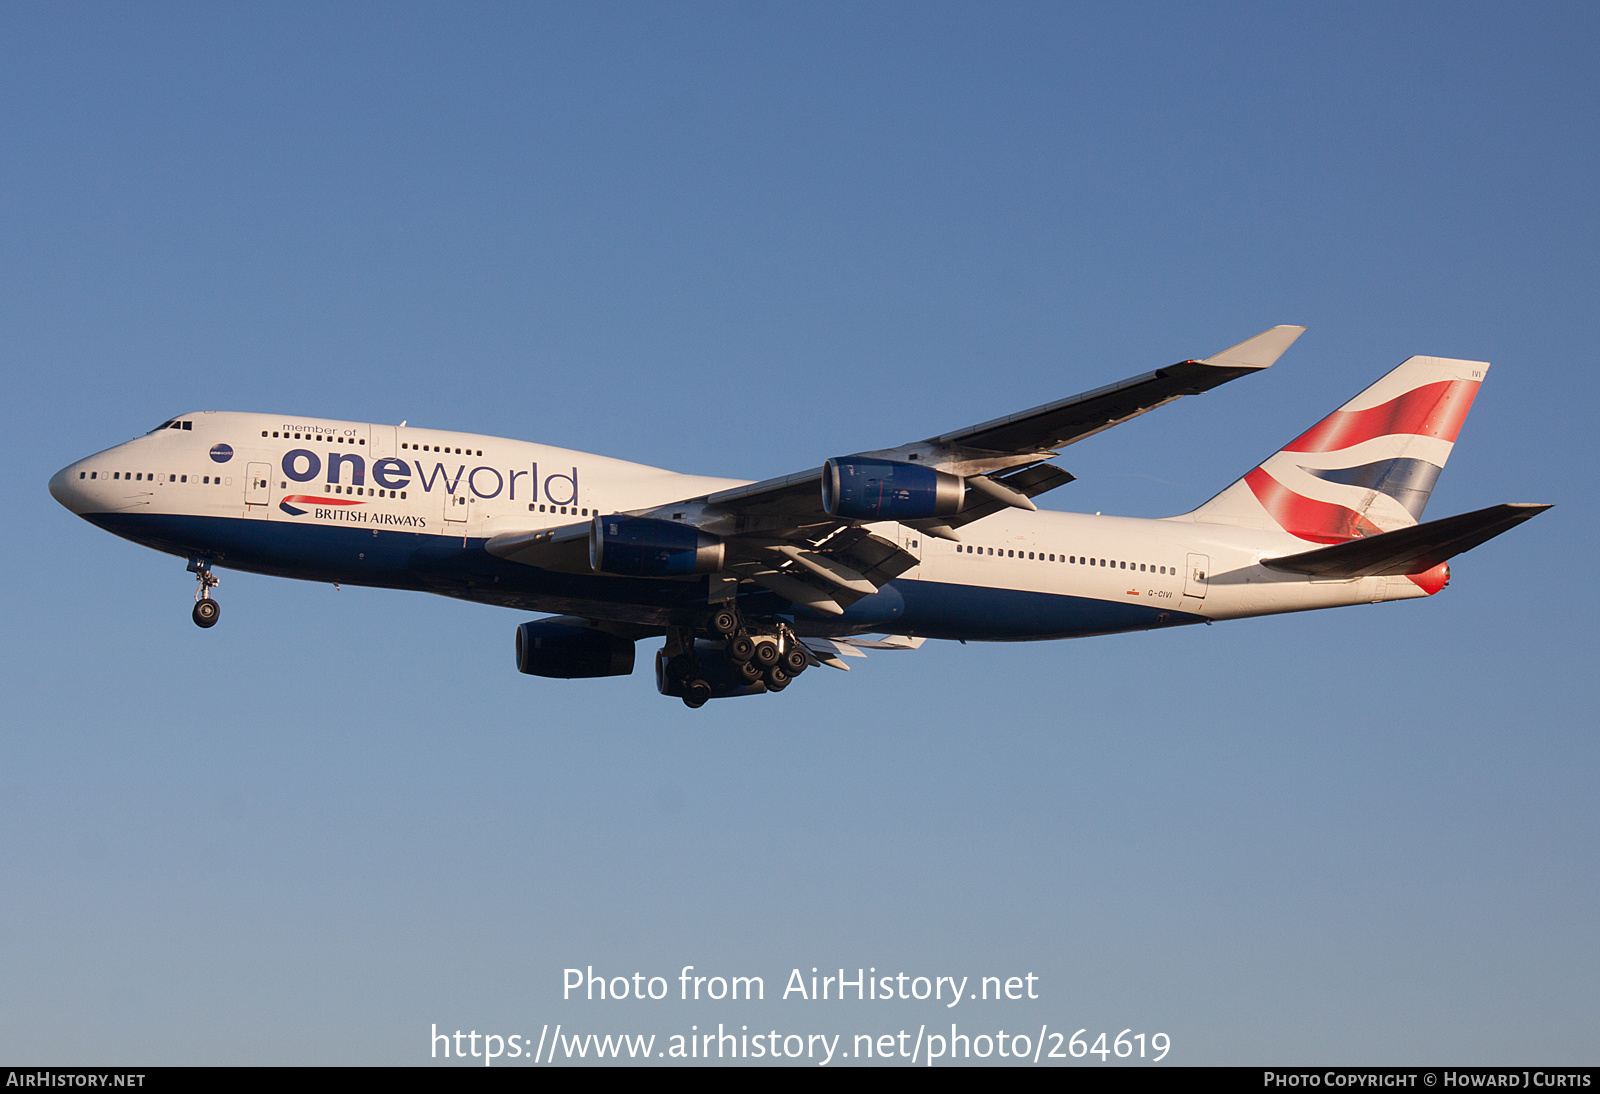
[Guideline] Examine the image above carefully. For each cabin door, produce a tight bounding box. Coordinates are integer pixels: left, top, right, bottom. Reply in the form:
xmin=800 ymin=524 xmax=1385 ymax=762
xmin=245 ymin=461 xmax=271 ymax=515
xmin=902 ymin=530 xmax=923 ymax=578
xmin=444 ymin=490 xmax=470 ymax=536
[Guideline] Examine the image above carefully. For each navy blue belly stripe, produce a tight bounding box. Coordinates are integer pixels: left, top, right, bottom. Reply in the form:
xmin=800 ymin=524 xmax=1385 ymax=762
xmin=86 ymin=512 xmax=1204 ymax=640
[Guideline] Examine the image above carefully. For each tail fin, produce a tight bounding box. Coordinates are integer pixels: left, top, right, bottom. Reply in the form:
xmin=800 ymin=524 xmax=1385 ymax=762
xmin=1180 ymin=355 xmax=1487 ymax=542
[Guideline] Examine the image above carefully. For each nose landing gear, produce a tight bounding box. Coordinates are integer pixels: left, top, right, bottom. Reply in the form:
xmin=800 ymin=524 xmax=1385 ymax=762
xmin=188 ymin=557 xmax=220 ymax=628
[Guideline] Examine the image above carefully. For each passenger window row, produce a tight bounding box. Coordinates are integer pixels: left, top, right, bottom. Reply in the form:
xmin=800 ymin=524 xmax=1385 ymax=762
xmin=260 ymin=432 xmax=490 ymax=457
xmin=81 ymin=471 xmax=195 ymax=483
xmin=402 ymin=443 xmax=484 ymax=456
xmin=264 ymin=431 xmax=365 ymax=444
xmin=955 ymin=542 xmax=1173 ymax=575
xmin=326 ymin=484 xmax=406 ymax=499
xmin=528 ymin=504 xmax=591 ymax=516
xmin=1066 ymin=556 xmax=1172 ymax=574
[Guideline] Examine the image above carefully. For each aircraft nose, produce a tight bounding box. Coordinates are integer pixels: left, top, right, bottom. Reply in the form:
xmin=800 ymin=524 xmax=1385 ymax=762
xmin=49 ymin=463 xmax=88 ymax=513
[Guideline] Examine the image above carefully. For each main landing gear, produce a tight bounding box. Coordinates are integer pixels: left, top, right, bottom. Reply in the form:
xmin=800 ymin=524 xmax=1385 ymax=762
xmin=660 ymin=608 xmax=811 ymax=708
xmin=188 ymin=557 xmax=220 ymax=629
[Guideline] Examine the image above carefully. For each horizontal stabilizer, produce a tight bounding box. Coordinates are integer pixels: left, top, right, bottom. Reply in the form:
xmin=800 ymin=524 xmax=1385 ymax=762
xmin=1261 ymin=503 xmax=1550 ymax=578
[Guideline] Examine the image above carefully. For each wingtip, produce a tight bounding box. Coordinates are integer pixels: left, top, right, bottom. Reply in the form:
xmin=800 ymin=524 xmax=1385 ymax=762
xmin=1201 ymin=325 xmax=1307 ymax=371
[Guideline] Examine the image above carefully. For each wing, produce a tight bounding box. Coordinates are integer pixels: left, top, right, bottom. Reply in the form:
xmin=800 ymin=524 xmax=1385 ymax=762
xmin=649 ymin=323 xmax=1299 ymax=524
xmin=657 ymin=325 xmax=1302 ymax=532
xmin=493 ymin=326 xmax=1304 ymax=617
xmin=915 ymin=325 xmax=1306 ymax=457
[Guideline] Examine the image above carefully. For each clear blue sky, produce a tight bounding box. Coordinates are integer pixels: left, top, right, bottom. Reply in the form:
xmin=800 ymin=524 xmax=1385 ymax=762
xmin=2 ymin=1 xmax=1595 ymax=1065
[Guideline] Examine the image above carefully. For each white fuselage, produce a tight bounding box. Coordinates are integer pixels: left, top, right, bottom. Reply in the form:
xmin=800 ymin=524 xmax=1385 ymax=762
xmin=49 ymin=411 xmax=1434 ymax=640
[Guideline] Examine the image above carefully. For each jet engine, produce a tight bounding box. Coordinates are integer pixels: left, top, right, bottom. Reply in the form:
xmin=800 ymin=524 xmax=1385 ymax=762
xmin=589 ymin=515 xmax=725 ymax=576
xmin=515 ymin=620 xmax=636 ymax=678
xmin=821 ymin=457 xmax=965 ymax=520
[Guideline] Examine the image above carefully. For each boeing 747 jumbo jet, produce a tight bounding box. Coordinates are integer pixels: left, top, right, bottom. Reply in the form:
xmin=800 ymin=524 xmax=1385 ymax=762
xmin=50 ymin=327 xmax=1547 ymax=707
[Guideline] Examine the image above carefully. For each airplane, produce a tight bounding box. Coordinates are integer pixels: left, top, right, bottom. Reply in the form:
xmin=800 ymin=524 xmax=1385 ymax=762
xmin=49 ymin=326 xmax=1548 ymax=708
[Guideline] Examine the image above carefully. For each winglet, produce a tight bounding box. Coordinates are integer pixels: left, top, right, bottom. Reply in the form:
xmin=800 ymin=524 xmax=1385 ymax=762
xmin=1202 ymin=325 xmax=1307 ymax=371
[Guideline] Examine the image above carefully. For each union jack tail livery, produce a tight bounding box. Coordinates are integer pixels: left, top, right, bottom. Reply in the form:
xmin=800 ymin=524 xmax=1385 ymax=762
xmin=1184 ymin=355 xmax=1486 ymax=542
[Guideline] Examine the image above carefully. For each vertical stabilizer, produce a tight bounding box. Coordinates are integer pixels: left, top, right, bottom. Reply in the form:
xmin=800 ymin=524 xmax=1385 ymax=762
xmin=1178 ymin=356 xmax=1487 ymax=542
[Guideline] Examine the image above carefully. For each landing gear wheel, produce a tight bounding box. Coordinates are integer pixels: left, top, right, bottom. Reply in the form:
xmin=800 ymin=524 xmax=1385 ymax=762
xmin=683 ymin=679 xmax=712 ymax=708
xmin=764 ymin=665 xmax=791 ymax=691
xmin=187 ymin=557 xmax=220 ymax=628
xmin=727 ymin=635 xmax=756 ymax=663
xmin=709 ymin=608 xmax=740 ymax=638
xmin=782 ymin=647 xmax=809 ymax=675
xmin=734 ymin=658 xmax=763 ymax=684
xmin=752 ymin=640 xmax=780 ymax=668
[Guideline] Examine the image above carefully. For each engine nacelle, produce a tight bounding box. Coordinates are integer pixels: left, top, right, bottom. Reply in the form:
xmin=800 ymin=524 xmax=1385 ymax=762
xmin=515 ymin=620 xmax=636 ymax=678
xmin=822 ymin=457 xmax=965 ymax=520
xmin=589 ymin=515 xmax=725 ymax=576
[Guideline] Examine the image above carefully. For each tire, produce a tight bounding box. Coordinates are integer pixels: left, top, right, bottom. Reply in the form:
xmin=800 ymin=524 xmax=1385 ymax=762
xmin=683 ymin=679 xmax=712 ymax=708
xmin=764 ymin=665 xmax=790 ymax=691
xmin=734 ymin=658 xmax=763 ymax=683
xmin=709 ymin=608 xmax=739 ymax=637
xmin=192 ymin=599 xmax=220 ymax=628
xmin=727 ymin=635 xmax=756 ymax=663
xmin=782 ymin=647 xmax=809 ymax=675
xmin=752 ymin=640 xmax=780 ymax=667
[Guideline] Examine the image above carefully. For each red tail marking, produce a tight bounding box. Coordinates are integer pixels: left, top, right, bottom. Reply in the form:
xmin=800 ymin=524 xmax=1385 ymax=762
xmin=1282 ymin=379 xmax=1480 ymax=454
xmin=1243 ymin=468 xmax=1383 ymax=543
xmin=1408 ymin=562 xmax=1450 ymax=595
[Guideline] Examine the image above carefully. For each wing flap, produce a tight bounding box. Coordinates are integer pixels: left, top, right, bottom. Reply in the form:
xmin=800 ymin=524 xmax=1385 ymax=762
xmin=734 ymin=529 xmax=916 ymax=614
xmin=822 ymin=528 xmax=919 ymax=587
xmin=741 ymin=566 xmax=845 ymax=615
xmin=799 ymin=638 xmax=858 ymax=670
xmin=839 ymin=634 xmax=926 ymax=650
xmin=799 ymin=634 xmax=926 ymax=671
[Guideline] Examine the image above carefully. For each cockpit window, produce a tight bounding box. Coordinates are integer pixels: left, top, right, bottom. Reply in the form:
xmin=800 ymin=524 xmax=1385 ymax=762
xmin=148 ymin=420 xmax=175 ymax=433
xmin=147 ymin=419 xmax=193 ymax=433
